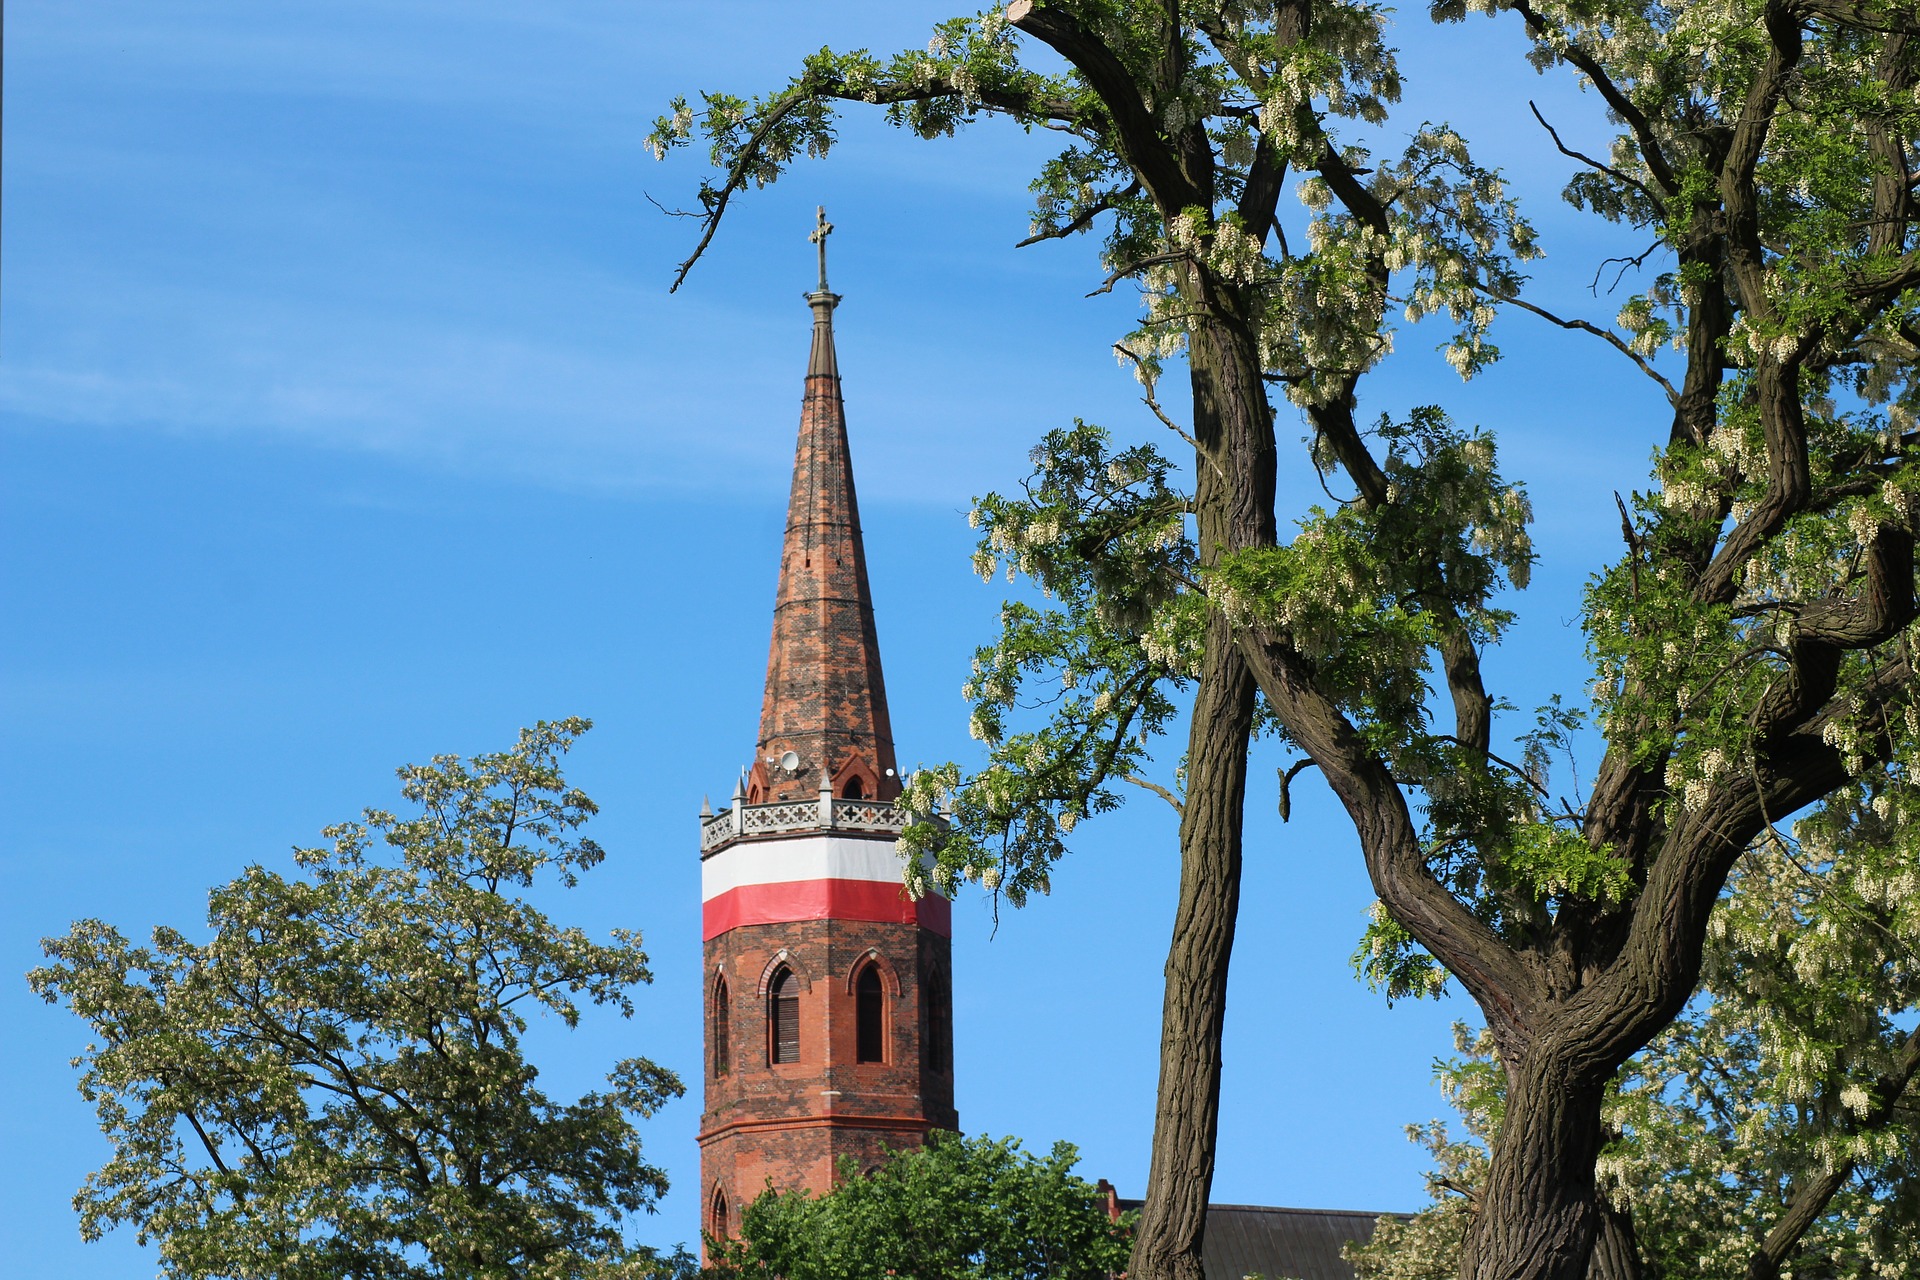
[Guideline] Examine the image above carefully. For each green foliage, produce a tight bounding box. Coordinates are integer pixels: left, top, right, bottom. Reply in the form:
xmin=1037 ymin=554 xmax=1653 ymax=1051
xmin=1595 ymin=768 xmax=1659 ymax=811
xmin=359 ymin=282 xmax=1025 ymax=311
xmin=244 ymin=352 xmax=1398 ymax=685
xmin=29 ymin=719 xmax=685 ymax=1280
xmin=1211 ymin=408 xmax=1532 ymax=729
xmin=896 ymin=422 xmax=1194 ymax=909
xmin=704 ymin=1133 xmax=1133 ymax=1280
xmin=653 ymin=5 xmax=1553 ymax=948
xmin=662 ymin=7 xmax=1920 ymax=1271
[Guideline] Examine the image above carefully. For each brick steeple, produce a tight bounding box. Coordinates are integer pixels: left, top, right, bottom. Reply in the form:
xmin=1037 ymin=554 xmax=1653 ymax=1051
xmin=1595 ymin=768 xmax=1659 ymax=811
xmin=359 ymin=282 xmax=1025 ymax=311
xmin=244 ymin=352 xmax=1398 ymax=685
xmin=748 ymin=209 xmax=899 ymax=805
xmin=696 ymin=215 xmax=955 ymax=1249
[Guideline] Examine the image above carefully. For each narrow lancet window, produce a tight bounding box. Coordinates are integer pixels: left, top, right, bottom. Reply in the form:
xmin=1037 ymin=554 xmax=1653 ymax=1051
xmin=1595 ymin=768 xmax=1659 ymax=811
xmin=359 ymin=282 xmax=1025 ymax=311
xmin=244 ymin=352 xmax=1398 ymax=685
xmin=926 ymin=962 xmax=951 ymax=1074
xmin=855 ymin=963 xmax=885 ymax=1063
xmin=769 ymin=967 xmax=800 ymax=1064
xmin=712 ymin=976 xmax=731 ymax=1078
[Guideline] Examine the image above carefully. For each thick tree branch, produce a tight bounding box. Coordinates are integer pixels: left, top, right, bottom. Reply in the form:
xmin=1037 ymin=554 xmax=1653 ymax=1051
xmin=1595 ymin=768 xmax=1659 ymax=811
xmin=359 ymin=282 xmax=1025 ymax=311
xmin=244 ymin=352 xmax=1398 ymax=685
xmin=1008 ymin=0 xmax=1204 ymax=212
xmin=1233 ymin=630 xmax=1543 ymax=1042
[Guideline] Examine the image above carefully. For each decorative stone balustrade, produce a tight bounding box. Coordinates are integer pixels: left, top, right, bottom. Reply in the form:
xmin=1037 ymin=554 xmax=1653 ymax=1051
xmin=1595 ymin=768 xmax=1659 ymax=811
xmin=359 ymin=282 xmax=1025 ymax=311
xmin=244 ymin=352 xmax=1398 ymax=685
xmin=700 ymin=795 xmax=919 ymax=855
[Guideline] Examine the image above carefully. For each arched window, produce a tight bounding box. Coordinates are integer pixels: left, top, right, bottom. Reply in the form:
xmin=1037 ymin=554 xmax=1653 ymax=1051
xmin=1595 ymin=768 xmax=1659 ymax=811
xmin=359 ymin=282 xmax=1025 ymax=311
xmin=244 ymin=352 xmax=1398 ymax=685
xmin=842 ymin=775 xmax=865 ymax=800
xmin=855 ymin=963 xmax=885 ymax=1063
xmin=711 ymin=1185 xmax=730 ymax=1240
xmin=926 ymin=962 xmax=951 ymax=1074
xmin=711 ymin=976 xmax=731 ymax=1078
xmin=768 ymin=966 xmax=800 ymax=1064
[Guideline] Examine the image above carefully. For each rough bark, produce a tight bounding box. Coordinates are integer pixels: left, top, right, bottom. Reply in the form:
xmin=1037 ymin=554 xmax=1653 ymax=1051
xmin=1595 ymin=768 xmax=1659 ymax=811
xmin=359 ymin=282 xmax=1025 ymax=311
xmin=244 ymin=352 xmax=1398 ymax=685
xmin=1127 ymin=301 xmax=1271 ymax=1280
xmin=666 ymin=7 xmax=1918 ymax=1280
xmin=1126 ymin=612 xmax=1254 ymax=1280
xmin=1586 ymin=1192 xmax=1647 ymax=1280
xmin=1462 ymin=1043 xmax=1609 ymax=1280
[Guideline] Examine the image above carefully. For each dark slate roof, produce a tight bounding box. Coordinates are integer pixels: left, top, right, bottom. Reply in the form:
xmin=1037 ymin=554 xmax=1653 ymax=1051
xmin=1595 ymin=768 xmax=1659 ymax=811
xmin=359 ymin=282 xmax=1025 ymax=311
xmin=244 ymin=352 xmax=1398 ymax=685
xmin=1117 ymin=1201 xmax=1391 ymax=1280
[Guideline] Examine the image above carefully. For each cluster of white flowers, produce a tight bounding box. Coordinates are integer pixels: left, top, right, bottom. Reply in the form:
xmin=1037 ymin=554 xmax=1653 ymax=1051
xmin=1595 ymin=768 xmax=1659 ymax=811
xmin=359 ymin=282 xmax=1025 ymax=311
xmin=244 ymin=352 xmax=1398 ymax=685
xmin=1021 ymin=519 xmax=1062 ymax=548
xmin=968 ymin=708 xmax=995 ymax=743
xmin=1167 ymin=209 xmax=1208 ymax=251
xmin=1848 ymin=502 xmax=1881 ymax=547
xmin=1820 ymin=708 xmax=1868 ymax=775
xmin=1208 ymin=221 xmax=1266 ymax=285
xmin=1660 ymin=474 xmax=1714 ymax=516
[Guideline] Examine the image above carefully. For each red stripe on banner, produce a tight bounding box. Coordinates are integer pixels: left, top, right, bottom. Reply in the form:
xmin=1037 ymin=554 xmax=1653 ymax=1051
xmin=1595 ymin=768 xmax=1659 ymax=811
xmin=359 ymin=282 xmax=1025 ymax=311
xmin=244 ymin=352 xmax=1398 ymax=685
xmin=704 ymin=878 xmax=951 ymax=940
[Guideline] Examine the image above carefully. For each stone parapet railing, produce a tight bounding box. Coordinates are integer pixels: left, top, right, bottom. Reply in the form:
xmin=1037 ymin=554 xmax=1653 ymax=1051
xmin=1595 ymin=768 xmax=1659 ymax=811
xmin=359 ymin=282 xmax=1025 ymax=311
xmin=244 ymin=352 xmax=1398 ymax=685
xmin=700 ymin=795 xmax=918 ymax=855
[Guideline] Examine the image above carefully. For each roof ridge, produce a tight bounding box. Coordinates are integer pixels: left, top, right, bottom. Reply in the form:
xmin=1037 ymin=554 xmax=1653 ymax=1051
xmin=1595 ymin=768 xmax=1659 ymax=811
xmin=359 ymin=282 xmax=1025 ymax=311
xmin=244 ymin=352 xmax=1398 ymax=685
xmin=1114 ymin=1200 xmax=1393 ymax=1218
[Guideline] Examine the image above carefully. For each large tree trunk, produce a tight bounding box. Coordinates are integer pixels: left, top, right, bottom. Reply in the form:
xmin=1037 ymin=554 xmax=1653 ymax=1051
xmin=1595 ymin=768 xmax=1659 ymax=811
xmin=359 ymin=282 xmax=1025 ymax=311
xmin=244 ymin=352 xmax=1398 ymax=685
xmin=1126 ymin=615 xmax=1254 ymax=1280
xmin=1128 ymin=308 xmax=1270 ymax=1280
xmin=1462 ymin=1045 xmax=1610 ymax=1280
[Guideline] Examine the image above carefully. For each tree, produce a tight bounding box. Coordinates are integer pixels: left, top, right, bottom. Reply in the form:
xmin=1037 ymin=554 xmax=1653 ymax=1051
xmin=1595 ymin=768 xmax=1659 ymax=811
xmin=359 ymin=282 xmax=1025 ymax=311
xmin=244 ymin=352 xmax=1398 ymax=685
xmin=1350 ymin=783 xmax=1920 ymax=1280
xmin=702 ymin=1133 xmax=1134 ymax=1280
xmin=29 ymin=719 xmax=689 ymax=1280
xmin=651 ymin=4 xmax=1920 ymax=1279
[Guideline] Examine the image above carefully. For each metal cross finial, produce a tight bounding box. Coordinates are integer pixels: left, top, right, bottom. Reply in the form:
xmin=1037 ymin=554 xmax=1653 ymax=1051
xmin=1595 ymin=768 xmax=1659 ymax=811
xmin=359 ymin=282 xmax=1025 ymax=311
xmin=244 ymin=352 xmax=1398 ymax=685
xmin=808 ymin=206 xmax=834 ymax=292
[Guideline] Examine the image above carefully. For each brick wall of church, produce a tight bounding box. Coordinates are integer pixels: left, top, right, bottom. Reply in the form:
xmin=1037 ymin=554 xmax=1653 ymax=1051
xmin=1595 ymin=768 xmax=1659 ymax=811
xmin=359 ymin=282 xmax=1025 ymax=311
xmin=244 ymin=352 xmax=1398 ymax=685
xmin=698 ymin=913 xmax=956 ymax=1228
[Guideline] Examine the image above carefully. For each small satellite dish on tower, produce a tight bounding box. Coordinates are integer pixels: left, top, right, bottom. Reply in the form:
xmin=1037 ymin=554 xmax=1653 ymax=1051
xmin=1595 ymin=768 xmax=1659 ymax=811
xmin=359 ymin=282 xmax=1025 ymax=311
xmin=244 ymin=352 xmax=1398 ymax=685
xmin=780 ymin=751 xmax=801 ymax=775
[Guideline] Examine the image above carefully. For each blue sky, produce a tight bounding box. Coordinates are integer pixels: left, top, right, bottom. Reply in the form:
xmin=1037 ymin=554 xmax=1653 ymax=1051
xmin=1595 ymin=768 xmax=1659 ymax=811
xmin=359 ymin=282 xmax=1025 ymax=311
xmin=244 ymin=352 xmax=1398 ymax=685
xmin=2 ymin=2 xmax=1673 ymax=1270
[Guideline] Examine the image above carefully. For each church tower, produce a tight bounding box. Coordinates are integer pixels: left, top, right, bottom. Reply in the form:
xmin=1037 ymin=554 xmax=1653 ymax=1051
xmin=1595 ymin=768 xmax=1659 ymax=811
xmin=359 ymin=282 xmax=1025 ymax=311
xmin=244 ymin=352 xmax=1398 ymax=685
xmin=697 ymin=212 xmax=957 ymax=1243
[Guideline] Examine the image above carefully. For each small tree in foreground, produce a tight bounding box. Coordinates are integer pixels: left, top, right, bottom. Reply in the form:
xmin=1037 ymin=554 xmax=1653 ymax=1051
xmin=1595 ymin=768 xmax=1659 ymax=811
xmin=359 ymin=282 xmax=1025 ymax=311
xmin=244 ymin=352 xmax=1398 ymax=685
xmin=704 ymin=1132 xmax=1133 ymax=1280
xmin=30 ymin=718 xmax=689 ymax=1280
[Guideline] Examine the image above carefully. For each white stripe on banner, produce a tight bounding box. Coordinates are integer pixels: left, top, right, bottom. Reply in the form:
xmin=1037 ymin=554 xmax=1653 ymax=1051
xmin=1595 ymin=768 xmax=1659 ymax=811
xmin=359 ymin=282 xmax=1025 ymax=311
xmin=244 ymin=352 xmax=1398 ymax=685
xmin=701 ymin=834 xmax=916 ymax=902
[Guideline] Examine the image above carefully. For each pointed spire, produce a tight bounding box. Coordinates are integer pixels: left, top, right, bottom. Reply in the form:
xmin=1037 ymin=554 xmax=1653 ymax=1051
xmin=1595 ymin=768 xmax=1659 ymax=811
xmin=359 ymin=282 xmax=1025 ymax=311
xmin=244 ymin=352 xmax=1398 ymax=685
xmin=750 ymin=213 xmax=900 ymax=805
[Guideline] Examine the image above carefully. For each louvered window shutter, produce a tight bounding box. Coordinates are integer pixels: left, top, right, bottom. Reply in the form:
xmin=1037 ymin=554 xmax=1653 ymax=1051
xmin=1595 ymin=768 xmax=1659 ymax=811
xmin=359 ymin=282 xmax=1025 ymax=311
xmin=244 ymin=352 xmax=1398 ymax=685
xmin=771 ymin=970 xmax=800 ymax=1064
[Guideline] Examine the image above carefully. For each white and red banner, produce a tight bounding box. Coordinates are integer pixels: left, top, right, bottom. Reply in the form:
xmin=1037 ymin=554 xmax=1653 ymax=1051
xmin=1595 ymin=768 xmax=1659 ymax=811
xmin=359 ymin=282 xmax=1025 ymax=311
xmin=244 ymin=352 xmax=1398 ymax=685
xmin=701 ymin=834 xmax=951 ymax=940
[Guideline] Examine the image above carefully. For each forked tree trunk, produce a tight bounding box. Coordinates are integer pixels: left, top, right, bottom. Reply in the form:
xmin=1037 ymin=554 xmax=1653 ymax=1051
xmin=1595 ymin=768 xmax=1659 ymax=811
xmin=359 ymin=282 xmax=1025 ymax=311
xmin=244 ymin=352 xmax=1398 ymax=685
xmin=1126 ymin=613 xmax=1254 ymax=1280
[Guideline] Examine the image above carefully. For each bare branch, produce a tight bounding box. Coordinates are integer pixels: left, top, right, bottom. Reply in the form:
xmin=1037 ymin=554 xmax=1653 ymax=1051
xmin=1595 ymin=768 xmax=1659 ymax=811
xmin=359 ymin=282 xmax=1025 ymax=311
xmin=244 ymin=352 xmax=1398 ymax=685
xmin=1507 ymin=0 xmax=1682 ymax=196
xmin=1124 ymin=773 xmax=1185 ymax=815
xmin=1276 ymin=758 xmax=1318 ymax=822
xmin=1529 ymin=101 xmax=1664 ymax=216
xmin=1018 ymin=181 xmax=1142 ymax=248
xmin=1087 ymin=251 xmax=1189 ymax=297
xmin=1486 ymin=288 xmax=1681 ymax=404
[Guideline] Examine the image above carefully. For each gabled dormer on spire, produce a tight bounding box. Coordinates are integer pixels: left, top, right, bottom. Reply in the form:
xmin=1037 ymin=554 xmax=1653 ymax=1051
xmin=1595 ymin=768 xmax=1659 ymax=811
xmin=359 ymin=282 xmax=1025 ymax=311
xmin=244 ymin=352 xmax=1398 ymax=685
xmin=747 ymin=208 xmax=899 ymax=805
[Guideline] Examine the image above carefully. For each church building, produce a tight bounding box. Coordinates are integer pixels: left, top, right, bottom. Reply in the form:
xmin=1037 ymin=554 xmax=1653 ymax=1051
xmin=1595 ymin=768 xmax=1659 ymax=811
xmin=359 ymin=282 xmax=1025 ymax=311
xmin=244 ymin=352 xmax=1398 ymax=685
xmin=695 ymin=214 xmax=956 ymax=1242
